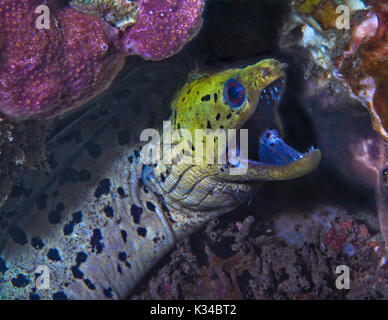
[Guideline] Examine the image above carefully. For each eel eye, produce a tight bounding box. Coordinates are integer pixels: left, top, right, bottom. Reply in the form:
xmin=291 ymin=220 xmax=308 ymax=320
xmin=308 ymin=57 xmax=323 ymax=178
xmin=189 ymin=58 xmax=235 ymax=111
xmin=223 ymin=78 xmax=245 ymax=109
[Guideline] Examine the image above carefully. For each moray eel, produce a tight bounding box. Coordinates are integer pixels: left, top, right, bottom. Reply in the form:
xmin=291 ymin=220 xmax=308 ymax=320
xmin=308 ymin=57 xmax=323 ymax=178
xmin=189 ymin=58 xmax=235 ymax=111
xmin=0 ymin=59 xmax=320 ymax=299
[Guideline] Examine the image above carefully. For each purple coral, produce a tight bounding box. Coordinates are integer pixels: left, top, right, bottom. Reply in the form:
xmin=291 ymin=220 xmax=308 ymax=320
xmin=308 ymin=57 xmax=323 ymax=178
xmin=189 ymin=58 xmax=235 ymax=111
xmin=121 ymin=0 xmax=205 ymax=60
xmin=0 ymin=0 xmax=205 ymax=120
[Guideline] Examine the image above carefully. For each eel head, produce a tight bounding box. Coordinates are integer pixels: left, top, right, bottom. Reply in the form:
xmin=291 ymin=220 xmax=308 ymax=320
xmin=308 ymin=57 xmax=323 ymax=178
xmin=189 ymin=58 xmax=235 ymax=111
xmin=171 ymin=59 xmax=321 ymax=183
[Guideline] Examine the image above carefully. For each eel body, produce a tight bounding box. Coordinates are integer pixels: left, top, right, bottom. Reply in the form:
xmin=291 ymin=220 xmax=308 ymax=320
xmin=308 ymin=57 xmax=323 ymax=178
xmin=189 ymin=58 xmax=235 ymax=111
xmin=0 ymin=59 xmax=320 ymax=299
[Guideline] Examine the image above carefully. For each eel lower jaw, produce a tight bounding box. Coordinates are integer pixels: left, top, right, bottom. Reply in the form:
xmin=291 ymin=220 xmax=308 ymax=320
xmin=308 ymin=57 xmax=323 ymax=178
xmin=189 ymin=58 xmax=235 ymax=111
xmin=216 ymin=129 xmax=321 ymax=182
xmin=245 ymin=129 xmax=321 ymax=181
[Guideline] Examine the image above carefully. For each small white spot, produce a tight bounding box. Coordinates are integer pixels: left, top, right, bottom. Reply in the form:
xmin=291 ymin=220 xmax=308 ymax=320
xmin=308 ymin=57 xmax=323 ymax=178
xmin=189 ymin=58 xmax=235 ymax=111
xmin=379 ymin=256 xmax=387 ymax=267
xmin=7 ymin=130 xmax=14 ymax=142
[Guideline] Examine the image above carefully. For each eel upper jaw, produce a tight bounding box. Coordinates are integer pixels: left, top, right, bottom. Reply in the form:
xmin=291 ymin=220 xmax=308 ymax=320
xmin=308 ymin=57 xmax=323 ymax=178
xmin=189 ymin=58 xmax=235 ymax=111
xmin=217 ymin=77 xmax=321 ymax=182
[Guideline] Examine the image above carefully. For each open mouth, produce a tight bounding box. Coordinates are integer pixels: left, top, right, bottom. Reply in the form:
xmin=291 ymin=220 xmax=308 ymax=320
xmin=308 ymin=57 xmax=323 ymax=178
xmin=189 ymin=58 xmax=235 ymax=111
xmin=245 ymin=77 xmax=287 ymax=163
xmin=218 ymin=77 xmax=321 ymax=182
xmin=258 ymin=129 xmax=315 ymax=165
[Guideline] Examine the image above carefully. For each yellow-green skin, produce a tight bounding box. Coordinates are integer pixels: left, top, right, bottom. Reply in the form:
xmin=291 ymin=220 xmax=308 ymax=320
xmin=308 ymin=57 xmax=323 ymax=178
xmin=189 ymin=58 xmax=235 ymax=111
xmin=173 ymin=60 xmax=283 ymax=138
xmin=172 ymin=59 xmax=320 ymax=179
xmin=70 ymin=0 xmax=139 ymax=30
